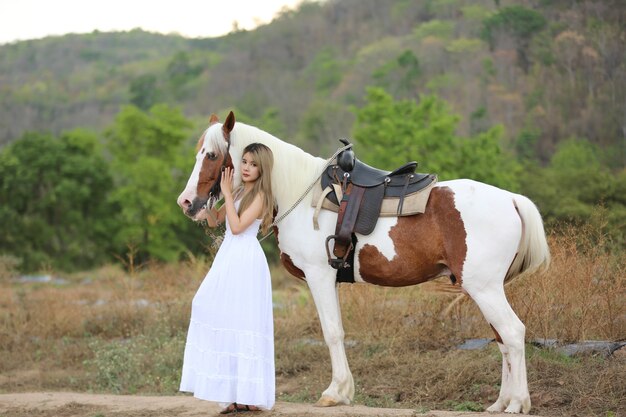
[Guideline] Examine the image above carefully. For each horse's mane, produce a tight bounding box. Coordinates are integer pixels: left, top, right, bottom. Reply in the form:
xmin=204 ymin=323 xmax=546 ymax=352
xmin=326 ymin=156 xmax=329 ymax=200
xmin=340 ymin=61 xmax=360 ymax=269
xmin=207 ymin=121 xmax=325 ymax=211
xmin=203 ymin=124 xmax=229 ymax=154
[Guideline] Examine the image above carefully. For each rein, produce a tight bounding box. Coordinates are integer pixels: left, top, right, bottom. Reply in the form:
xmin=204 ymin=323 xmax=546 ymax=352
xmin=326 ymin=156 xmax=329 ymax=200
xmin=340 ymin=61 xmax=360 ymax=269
xmin=258 ymin=143 xmax=353 ymax=242
xmin=203 ymin=142 xmax=352 ymax=242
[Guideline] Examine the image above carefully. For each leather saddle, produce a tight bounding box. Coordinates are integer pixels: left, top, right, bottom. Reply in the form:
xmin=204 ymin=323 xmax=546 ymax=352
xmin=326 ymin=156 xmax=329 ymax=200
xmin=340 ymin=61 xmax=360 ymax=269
xmin=322 ymin=139 xmax=436 ymax=269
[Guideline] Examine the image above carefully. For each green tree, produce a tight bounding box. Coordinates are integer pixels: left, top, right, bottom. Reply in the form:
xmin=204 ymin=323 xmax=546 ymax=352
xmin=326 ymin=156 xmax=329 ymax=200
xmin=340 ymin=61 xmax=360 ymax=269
xmin=525 ymin=139 xmax=615 ymax=220
xmin=457 ymin=125 xmax=520 ymax=190
xmin=522 ymin=139 xmax=625 ymax=245
xmin=298 ymin=100 xmax=350 ymax=155
xmin=481 ymin=6 xmax=547 ymax=72
xmin=353 ymin=87 xmax=458 ymax=176
xmin=352 ymin=87 xmax=520 ymax=190
xmin=106 ymin=104 xmax=202 ymax=263
xmin=0 ymin=130 xmax=116 ymax=271
xmin=515 ymin=126 xmax=541 ymax=161
xmin=372 ymin=50 xmax=421 ymax=97
xmin=129 ymin=74 xmax=160 ymax=111
xmin=166 ymin=51 xmax=203 ymax=98
xmin=305 ymin=47 xmax=343 ymax=93
xmin=413 ymin=19 xmax=455 ymax=41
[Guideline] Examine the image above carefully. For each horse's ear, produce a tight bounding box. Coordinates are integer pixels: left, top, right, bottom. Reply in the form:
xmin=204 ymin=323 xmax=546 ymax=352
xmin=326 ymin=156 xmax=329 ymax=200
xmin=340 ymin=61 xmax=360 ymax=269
xmin=209 ymin=114 xmax=219 ymax=125
xmin=222 ymin=111 xmax=235 ymax=142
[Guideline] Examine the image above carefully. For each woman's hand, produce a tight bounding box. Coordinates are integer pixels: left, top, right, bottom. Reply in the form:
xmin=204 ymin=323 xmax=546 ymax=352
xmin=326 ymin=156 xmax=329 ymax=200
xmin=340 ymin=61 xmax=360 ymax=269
xmin=220 ymin=167 xmax=234 ymax=199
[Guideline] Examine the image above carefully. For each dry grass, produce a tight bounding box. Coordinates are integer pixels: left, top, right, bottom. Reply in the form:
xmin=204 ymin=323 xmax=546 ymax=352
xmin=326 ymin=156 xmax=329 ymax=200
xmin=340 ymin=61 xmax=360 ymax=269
xmin=512 ymin=224 xmax=625 ymax=342
xmin=0 ymin=225 xmax=624 ymax=416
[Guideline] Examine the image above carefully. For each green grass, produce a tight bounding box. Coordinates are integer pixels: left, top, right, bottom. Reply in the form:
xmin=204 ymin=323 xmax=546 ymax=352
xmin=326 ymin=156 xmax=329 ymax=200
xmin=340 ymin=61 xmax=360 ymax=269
xmin=84 ymin=327 xmax=185 ymax=394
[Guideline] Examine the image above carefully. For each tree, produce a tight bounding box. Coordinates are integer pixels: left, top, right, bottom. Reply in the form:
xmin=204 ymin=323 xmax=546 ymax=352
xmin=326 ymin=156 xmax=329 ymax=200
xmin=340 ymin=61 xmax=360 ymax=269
xmin=0 ymin=130 xmax=116 ymax=271
xmin=129 ymin=74 xmax=160 ymax=110
xmin=166 ymin=51 xmax=203 ymax=98
xmin=352 ymin=87 xmax=520 ymax=190
xmin=372 ymin=50 xmax=421 ymax=97
xmin=352 ymin=87 xmax=458 ymax=175
xmin=521 ymin=139 xmax=625 ymax=245
xmin=305 ymin=47 xmax=343 ymax=93
xmin=106 ymin=104 xmax=202 ymax=263
xmin=413 ymin=19 xmax=455 ymax=41
xmin=481 ymin=6 xmax=547 ymax=73
xmin=457 ymin=125 xmax=520 ymax=190
xmin=298 ymin=100 xmax=351 ymax=155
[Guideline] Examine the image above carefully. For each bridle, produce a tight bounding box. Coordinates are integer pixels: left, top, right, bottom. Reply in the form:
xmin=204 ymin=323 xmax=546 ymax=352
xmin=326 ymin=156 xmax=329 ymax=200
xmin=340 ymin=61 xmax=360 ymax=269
xmin=207 ymin=139 xmax=231 ymax=203
xmin=197 ymin=110 xmax=235 ymax=217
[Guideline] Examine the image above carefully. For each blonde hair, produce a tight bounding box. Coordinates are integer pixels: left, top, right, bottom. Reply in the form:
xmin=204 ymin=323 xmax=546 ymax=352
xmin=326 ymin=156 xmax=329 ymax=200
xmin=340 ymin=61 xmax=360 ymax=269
xmin=234 ymin=143 xmax=275 ymax=234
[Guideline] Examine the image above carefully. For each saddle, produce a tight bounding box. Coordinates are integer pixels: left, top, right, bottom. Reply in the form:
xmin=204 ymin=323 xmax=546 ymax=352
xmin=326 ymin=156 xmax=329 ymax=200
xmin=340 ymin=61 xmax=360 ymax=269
xmin=320 ymin=139 xmax=437 ymax=269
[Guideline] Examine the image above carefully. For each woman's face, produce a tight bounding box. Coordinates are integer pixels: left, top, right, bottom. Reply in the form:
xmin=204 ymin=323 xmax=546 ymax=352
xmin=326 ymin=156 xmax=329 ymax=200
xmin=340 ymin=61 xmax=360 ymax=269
xmin=240 ymin=152 xmax=261 ymax=183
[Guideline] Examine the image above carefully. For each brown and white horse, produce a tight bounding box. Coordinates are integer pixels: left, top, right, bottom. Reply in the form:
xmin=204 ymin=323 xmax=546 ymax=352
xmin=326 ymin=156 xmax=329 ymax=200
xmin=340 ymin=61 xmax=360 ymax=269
xmin=177 ymin=112 xmax=550 ymax=414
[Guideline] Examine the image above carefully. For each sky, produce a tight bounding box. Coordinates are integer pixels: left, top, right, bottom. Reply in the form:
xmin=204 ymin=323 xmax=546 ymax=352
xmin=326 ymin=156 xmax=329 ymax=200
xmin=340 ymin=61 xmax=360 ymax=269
xmin=0 ymin=0 xmax=305 ymax=45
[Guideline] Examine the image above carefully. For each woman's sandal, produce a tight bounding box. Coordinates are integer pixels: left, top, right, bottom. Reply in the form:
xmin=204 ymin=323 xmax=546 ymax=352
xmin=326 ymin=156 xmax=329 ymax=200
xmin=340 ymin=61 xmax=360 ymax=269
xmin=219 ymin=402 xmax=260 ymax=414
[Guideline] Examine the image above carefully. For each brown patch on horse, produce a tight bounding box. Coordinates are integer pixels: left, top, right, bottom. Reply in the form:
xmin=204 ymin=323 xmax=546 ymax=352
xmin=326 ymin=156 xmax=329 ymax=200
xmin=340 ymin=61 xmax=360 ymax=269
xmin=490 ymin=324 xmax=504 ymax=344
xmin=273 ymin=226 xmax=306 ymax=280
xmin=357 ymin=187 xmax=467 ymax=287
xmin=209 ymin=114 xmax=220 ymax=125
xmin=197 ymin=150 xmax=233 ymax=197
xmin=281 ymin=253 xmax=306 ymax=280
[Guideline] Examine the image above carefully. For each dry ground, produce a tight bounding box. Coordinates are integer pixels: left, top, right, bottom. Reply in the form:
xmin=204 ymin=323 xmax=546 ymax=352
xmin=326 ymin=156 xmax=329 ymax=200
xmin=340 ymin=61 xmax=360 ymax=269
xmin=0 ymin=392 xmax=552 ymax=417
xmin=1 ymin=227 xmax=624 ymax=417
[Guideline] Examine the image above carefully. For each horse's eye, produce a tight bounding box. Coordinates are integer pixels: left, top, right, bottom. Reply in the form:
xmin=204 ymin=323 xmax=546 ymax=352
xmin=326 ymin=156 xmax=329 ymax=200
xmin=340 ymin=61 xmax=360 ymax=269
xmin=206 ymin=152 xmax=217 ymax=160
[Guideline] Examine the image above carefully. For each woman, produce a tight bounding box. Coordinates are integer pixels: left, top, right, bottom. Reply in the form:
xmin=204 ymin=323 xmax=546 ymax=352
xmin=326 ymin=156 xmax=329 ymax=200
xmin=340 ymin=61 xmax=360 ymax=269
xmin=180 ymin=143 xmax=276 ymax=413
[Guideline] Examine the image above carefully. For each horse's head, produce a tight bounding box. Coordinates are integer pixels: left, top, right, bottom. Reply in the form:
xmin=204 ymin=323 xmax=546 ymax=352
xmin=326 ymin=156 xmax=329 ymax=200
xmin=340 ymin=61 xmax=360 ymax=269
xmin=177 ymin=111 xmax=237 ymax=221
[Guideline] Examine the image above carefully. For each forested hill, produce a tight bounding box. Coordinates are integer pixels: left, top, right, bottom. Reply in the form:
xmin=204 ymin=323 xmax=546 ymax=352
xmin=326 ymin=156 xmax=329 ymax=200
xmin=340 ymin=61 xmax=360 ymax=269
xmin=1 ymin=0 xmax=624 ymax=165
xmin=1 ymin=0 xmax=625 ymax=271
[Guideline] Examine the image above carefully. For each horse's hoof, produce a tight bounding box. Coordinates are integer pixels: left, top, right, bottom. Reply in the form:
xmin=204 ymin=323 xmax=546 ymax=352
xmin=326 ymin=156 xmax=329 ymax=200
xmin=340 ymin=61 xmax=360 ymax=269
xmin=504 ymin=400 xmax=523 ymax=414
xmin=314 ymin=396 xmax=338 ymax=407
xmin=487 ymin=400 xmax=505 ymax=412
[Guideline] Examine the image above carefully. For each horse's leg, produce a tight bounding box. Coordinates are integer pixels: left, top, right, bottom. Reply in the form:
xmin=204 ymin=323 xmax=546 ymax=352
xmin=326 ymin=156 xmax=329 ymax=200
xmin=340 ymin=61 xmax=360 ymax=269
xmin=306 ymin=268 xmax=354 ymax=406
xmin=465 ymin=285 xmax=530 ymax=414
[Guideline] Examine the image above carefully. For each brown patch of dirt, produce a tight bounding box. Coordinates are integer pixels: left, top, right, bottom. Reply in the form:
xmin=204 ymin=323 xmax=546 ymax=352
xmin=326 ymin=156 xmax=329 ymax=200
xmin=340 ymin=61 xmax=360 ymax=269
xmin=0 ymin=392 xmax=552 ymax=417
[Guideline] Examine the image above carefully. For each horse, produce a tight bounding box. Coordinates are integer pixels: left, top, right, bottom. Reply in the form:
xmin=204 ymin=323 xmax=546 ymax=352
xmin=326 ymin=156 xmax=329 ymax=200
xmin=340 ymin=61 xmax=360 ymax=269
xmin=177 ymin=111 xmax=550 ymax=414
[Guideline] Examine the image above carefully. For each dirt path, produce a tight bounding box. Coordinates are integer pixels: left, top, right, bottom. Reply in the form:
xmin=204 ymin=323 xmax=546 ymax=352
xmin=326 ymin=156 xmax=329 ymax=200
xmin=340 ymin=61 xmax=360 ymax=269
xmin=0 ymin=392 xmax=549 ymax=417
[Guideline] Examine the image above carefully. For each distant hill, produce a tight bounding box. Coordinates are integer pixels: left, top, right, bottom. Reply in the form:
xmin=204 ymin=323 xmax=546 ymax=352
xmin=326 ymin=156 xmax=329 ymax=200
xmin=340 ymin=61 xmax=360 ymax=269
xmin=0 ymin=0 xmax=624 ymax=165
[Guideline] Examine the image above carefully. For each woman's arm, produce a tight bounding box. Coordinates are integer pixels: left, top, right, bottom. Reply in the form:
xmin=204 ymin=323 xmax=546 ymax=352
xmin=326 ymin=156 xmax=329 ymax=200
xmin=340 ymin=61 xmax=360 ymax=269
xmin=221 ymin=167 xmax=264 ymax=235
xmin=224 ymin=193 xmax=263 ymax=235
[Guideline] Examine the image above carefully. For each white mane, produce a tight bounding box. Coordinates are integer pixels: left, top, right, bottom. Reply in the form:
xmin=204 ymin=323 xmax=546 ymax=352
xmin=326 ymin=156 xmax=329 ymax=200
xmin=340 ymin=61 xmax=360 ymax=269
xmin=203 ymin=124 xmax=229 ymax=155
xmin=226 ymin=122 xmax=326 ymax=216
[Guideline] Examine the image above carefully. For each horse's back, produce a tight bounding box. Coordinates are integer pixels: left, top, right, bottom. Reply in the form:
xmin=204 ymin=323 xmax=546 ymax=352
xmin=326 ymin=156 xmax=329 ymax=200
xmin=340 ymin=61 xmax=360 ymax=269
xmin=438 ymin=178 xmax=522 ymax=233
xmin=437 ymin=178 xmax=516 ymax=202
xmin=436 ymin=179 xmax=522 ymax=227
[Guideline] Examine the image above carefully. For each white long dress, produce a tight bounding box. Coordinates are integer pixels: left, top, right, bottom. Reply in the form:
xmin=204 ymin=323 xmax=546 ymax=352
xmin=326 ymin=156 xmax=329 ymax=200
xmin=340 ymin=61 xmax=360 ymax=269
xmin=180 ymin=209 xmax=275 ymax=410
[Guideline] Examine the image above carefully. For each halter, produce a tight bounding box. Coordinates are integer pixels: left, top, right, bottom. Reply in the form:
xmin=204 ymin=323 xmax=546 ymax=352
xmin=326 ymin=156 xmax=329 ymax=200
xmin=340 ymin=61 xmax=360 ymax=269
xmin=208 ymin=139 xmax=231 ymax=201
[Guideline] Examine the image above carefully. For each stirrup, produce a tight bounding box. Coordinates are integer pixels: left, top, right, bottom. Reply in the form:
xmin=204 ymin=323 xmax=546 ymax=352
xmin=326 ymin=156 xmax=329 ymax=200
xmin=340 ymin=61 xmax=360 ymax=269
xmin=325 ymin=235 xmax=353 ymax=269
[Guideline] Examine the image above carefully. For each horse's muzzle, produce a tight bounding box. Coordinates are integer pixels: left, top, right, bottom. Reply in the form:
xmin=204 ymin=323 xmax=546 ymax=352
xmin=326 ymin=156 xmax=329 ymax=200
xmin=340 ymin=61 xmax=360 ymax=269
xmin=186 ymin=196 xmax=209 ymax=219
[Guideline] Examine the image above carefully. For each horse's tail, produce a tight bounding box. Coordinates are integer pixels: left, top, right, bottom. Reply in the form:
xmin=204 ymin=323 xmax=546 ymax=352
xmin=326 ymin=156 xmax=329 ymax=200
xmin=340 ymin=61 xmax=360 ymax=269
xmin=505 ymin=193 xmax=551 ymax=283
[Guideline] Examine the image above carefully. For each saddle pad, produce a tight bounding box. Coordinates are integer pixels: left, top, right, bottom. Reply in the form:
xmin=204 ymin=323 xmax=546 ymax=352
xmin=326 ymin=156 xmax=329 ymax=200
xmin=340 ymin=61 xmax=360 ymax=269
xmin=312 ymin=177 xmax=437 ymax=219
